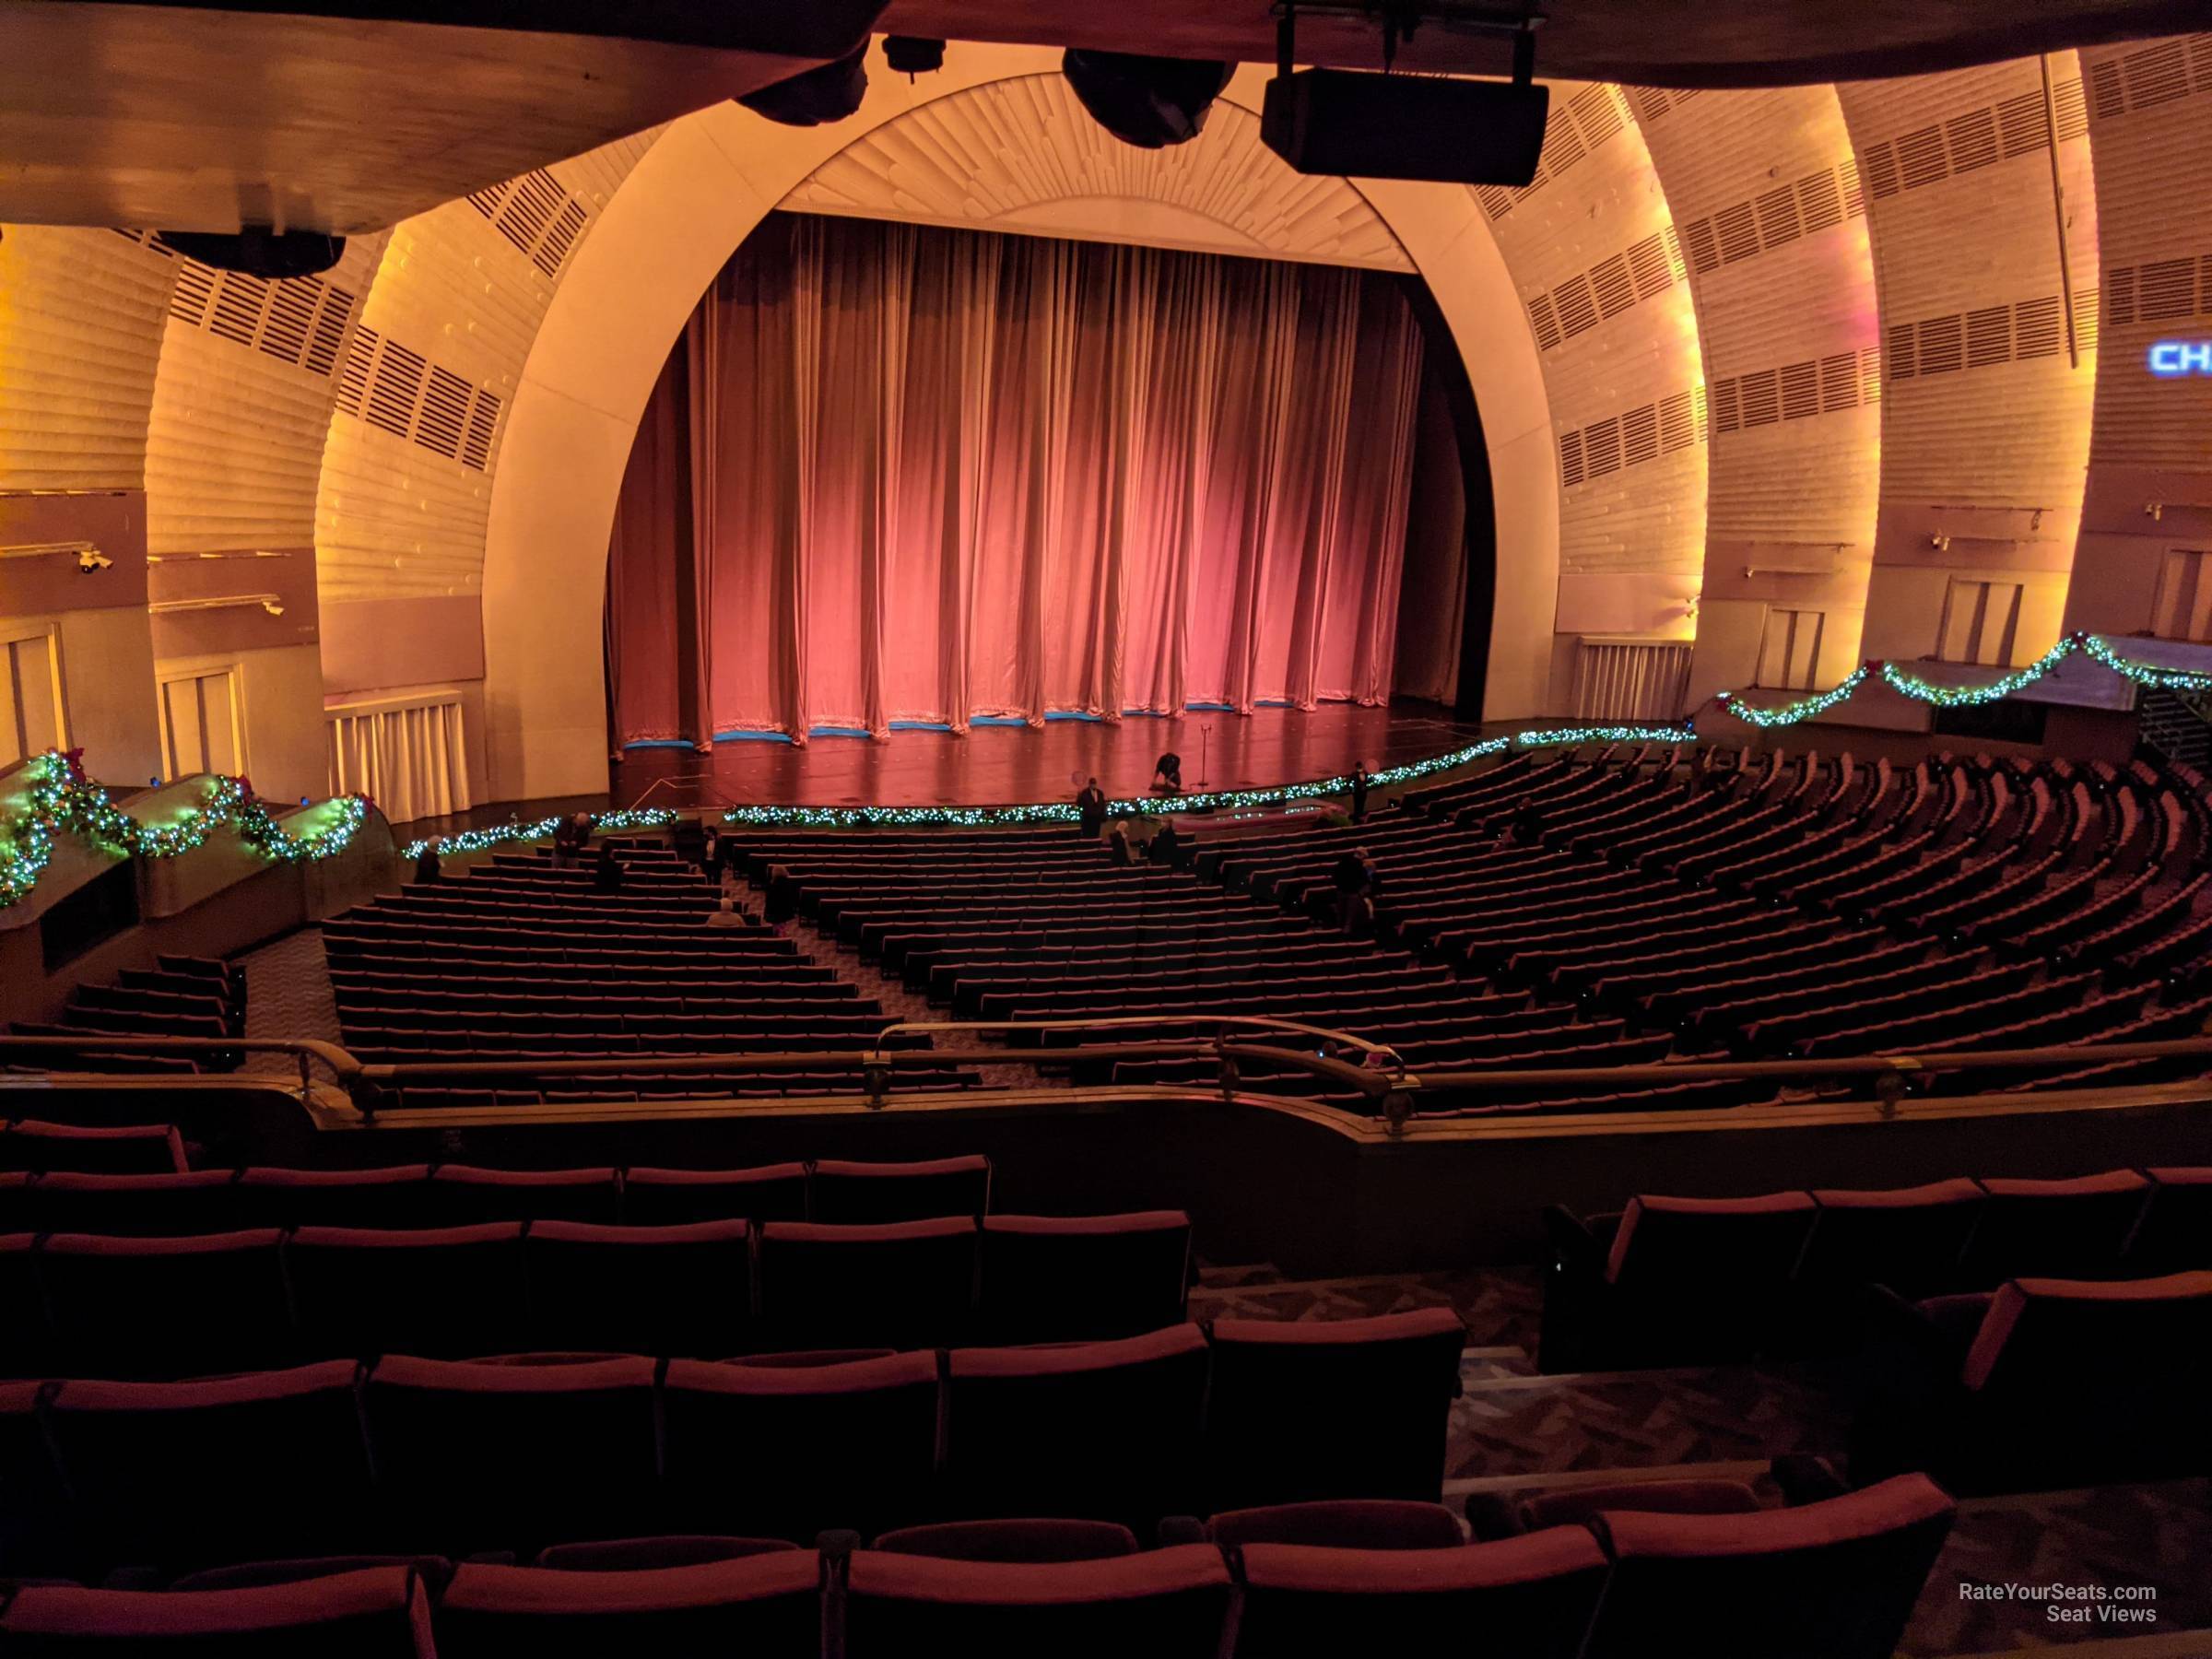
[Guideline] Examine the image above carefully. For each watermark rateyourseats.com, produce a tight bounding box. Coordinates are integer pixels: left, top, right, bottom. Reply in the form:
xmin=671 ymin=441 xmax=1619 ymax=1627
xmin=1959 ymin=1582 xmax=2159 ymax=1628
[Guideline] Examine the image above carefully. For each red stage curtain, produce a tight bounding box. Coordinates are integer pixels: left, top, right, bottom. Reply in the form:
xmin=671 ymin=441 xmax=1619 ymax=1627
xmin=607 ymin=214 xmax=1424 ymax=747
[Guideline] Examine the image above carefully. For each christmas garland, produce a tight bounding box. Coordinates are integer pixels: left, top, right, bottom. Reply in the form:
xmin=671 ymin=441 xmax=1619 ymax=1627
xmin=1 ymin=750 xmax=371 ymax=910
xmin=1715 ymin=631 xmax=2212 ymax=729
xmin=715 ymin=723 xmax=1699 ymax=830
xmin=402 ymin=807 xmax=680 ymax=863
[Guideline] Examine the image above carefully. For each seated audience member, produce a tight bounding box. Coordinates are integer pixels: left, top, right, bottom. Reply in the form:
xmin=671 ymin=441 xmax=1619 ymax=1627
xmin=594 ymin=852 xmax=627 ymax=894
xmin=1153 ymin=752 xmax=1183 ymax=794
xmin=1149 ymin=819 xmax=1182 ymax=866
xmin=1108 ymin=825 xmax=1135 ymax=865
xmin=1334 ymin=847 xmax=1377 ymax=936
xmin=1077 ymin=778 xmax=1108 ymax=840
xmin=550 ymin=812 xmax=591 ymax=869
xmin=413 ymin=841 xmax=443 ymax=886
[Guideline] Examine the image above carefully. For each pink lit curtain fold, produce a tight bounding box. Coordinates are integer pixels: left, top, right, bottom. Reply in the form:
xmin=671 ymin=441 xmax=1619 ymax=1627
xmin=606 ymin=214 xmax=1423 ymax=747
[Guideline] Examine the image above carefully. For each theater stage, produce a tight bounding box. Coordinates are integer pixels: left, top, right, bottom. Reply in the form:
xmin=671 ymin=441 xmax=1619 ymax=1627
xmin=610 ymin=702 xmax=1483 ymax=811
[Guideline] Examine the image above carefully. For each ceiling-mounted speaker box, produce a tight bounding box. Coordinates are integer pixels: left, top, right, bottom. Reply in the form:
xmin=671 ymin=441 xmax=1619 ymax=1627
xmin=1261 ymin=69 xmax=1549 ymax=185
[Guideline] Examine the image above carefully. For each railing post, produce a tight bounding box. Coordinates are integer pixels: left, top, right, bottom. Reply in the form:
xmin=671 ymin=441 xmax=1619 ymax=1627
xmin=864 ymin=1054 xmax=890 ymax=1111
xmin=1381 ymin=1071 xmax=1418 ymax=1137
xmin=1216 ymin=1029 xmax=1239 ymax=1102
xmin=1876 ymin=1057 xmax=1917 ymax=1119
xmin=296 ymin=1048 xmax=313 ymax=1109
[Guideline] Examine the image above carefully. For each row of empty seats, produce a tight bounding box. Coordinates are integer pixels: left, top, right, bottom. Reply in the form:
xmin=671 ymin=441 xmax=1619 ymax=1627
xmin=1541 ymin=1164 xmax=2211 ymax=1370
xmin=6 ymin=957 xmax=244 ymax=1077
xmin=0 ymin=1312 xmax=1467 ymax=1572
xmin=0 ymin=1121 xmax=185 ymax=1176
xmin=2 ymin=1155 xmax=996 ymax=1233
xmin=1 ymin=1209 xmax=1195 ymax=1375
xmin=0 ymin=1473 xmax=1959 ymax=1658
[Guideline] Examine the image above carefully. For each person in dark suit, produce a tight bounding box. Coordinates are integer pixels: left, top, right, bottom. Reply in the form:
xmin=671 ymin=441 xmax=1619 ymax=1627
xmin=1076 ymin=777 xmax=1108 ymax=839
xmin=1349 ymin=763 xmax=1371 ymax=824
xmin=594 ymin=851 xmax=626 ymax=893
xmin=1148 ymin=818 xmax=1182 ymax=866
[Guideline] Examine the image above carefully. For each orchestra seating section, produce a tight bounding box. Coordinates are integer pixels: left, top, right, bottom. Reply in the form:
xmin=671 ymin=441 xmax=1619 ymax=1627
xmin=321 ymin=840 xmax=976 ymax=1105
xmin=728 ymin=744 xmax=2212 ymax=1113
xmin=6 ymin=957 xmax=243 ymax=1075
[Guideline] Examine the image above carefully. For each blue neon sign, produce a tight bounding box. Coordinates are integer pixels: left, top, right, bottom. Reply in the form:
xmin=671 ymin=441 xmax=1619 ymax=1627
xmin=2148 ymin=339 xmax=2212 ymax=377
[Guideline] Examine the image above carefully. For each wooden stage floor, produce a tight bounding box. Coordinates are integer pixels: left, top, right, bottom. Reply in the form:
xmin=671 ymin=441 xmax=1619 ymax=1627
xmin=610 ymin=702 xmax=1484 ymax=810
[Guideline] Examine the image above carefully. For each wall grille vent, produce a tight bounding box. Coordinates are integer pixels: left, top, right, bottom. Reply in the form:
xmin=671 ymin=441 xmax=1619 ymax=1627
xmin=148 ymin=247 xmax=357 ymax=380
xmin=2104 ymin=252 xmax=2212 ymax=328
xmin=2087 ymin=34 xmax=2212 ymax=121
xmin=1677 ymin=159 xmax=1868 ymax=276
xmin=1558 ymin=383 xmax=1707 ymax=489
xmin=334 ymin=326 xmax=505 ymax=473
xmin=465 ymin=167 xmax=594 ymax=279
xmin=1884 ymin=291 xmax=2100 ymax=381
xmin=1711 ymin=347 xmax=1884 ymax=434
xmin=1476 ymin=85 xmax=1633 ymax=220
xmin=1859 ymin=77 xmax=2088 ymax=202
xmin=1524 ymin=229 xmax=1688 ymax=353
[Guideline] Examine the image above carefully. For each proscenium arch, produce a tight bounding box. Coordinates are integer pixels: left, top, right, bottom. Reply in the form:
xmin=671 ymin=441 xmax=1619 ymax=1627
xmin=479 ymin=45 xmax=1558 ymax=802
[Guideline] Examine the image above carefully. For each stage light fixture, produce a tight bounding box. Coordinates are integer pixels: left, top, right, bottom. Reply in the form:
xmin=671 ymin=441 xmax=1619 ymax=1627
xmin=738 ymin=42 xmax=869 ymax=126
xmin=1260 ymin=5 xmax=1549 ymax=186
xmin=156 ymin=229 xmax=347 ymax=278
xmin=1062 ymin=50 xmax=1231 ymax=148
xmin=883 ymin=36 xmax=946 ymax=78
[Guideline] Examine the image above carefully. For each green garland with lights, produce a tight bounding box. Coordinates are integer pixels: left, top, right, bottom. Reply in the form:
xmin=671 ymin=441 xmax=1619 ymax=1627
xmin=715 ymin=723 xmax=1699 ymax=830
xmin=403 ymin=806 xmax=679 ymax=863
xmin=1714 ymin=631 xmax=2212 ymax=729
xmin=0 ymin=749 xmax=371 ymax=910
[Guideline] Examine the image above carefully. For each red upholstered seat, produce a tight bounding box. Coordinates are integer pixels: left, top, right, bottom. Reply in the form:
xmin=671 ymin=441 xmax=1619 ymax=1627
xmin=170 ymin=1556 xmax=455 ymax=1595
xmin=434 ymin=1553 xmax=822 ymax=1658
xmin=756 ymin=1217 xmax=977 ymax=1351
xmin=1957 ymin=1170 xmax=2152 ymax=1288
xmin=359 ymin=1355 xmax=661 ymax=1556
xmin=978 ymin=1211 xmax=1191 ymax=1344
xmin=661 ymin=1351 xmax=940 ymax=1541
xmin=809 ymin=1155 xmax=992 ymax=1223
xmin=1514 ymin=1477 xmax=1761 ymax=1537
xmin=873 ymin=1519 xmax=1141 ymax=1561
xmin=1233 ymin=1527 xmax=1609 ymax=1659
xmin=0 ymin=1232 xmax=51 ymax=1380
xmin=945 ymin=1324 xmax=1210 ymax=1532
xmin=40 ymin=1229 xmax=292 ymax=1378
xmin=843 ymin=1544 xmax=1231 ymax=1657
xmin=0 ymin=1120 xmax=185 ymax=1176
xmin=427 ymin=1164 xmax=620 ymax=1226
xmin=2127 ymin=1167 xmax=2212 ymax=1276
xmin=0 ymin=1377 xmax=75 ymax=1577
xmin=1800 ymin=1179 xmax=1985 ymax=1299
xmin=27 ymin=1171 xmax=239 ymax=1236
xmin=535 ymin=1535 xmax=800 ymax=1571
xmin=1205 ymin=1309 xmax=1466 ymax=1511
xmin=522 ymin=1219 xmax=752 ymax=1356
xmin=622 ymin=1162 xmax=808 ymax=1226
xmin=0 ymin=1565 xmax=436 ymax=1656
xmin=1581 ymin=1192 xmax=1819 ymax=1366
xmin=1580 ymin=1474 xmax=1958 ymax=1659
xmin=287 ymin=1223 xmax=529 ymax=1360
xmin=231 ymin=1165 xmax=433 ymax=1230
xmin=1206 ymin=1499 xmax=1465 ymax=1551
xmin=41 ymin=1362 xmax=373 ymax=1573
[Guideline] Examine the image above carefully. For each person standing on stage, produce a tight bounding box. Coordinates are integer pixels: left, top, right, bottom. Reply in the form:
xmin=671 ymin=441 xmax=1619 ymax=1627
xmin=1077 ymin=777 xmax=1108 ymax=839
xmin=1349 ymin=762 xmax=1371 ymax=824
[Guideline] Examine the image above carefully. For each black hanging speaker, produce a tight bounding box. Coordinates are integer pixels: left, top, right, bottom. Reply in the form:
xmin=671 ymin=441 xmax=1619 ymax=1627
xmin=155 ymin=229 xmax=347 ymax=278
xmin=1062 ymin=50 xmax=1231 ymax=149
xmin=738 ymin=41 xmax=869 ymax=126
xmin=1260 ymin=70 xmax=1549 ymax=185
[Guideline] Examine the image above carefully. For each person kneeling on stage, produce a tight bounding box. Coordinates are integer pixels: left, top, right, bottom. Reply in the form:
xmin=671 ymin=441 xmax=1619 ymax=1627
xmin=1152 ymin=752 xmax=1182 ymax=795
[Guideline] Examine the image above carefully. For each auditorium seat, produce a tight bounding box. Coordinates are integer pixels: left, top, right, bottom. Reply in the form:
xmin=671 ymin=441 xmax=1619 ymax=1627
xmin=0 ymin=1377 xmax=75 ymax=1576
xmin=978 ymin=1210 xmax=1191 ymax=1343
xmin=435 ymin=1554 xmax=822 ymax=1658
xmin=756 ymin=1217 xmax=978 ymax=1351
xmin=809 ymin=1154 xmax=993 ymax=1222
xmin=1853 ymin=1271 xmax=2212 ymax=1493
xmin=1232 ymin=1528 xmax=1610 ymax=1659
xmin=0 ymin=1566 xmax=436 ymax=1656
xmin=661 ymin=1351 xmax=940 ymax=1541
xmin=232 ymin=1165 xmax=433 ymax=1230
xmin=872 ymin=1519 xmax=1140 ymax=1561
xmin=522 ymin=1219 xmax=752 ymax=1356
xmin=359 ymin=1355 xmax=661 ymax=1556
xmin=1540 ymin=1192 xmax=1818 ymax=1370
xmin=0 ymin=1120 xmax=185 ymax=1175
xmin=0 ymin=1234 xmax=51 ymax=1380
xmin=21 ymin=1170 xmax=238 ymax=1236
xmin=534 ymin=1535 xmax=799 ymax=1571
xmin=945 ymin=1324 xmax=1210 ymax=1532
xmin=2126 ymin=1167 xmax=2212 ymax=1275
xmin=287 ymin=1223 xmax=530 ymax=1359
xmin=622 ymin=1162 xmax=809 ymax=1225
xmin=169 ymin=1556 xmax=457 ymax=1594
xmin=1796 ymin=1180 xmax=1985 ymax=1301
xmin=426 ymin=1165 xmax=620 ymax=1226
xmin=1204 ymin=1308 xmax=1466 ymax=1510
xmin=1577 ymin=1475 xmax=1958 ymax=1659
xmin=841 ymin=1544 xmax=1231 ymax=1657
xmin=1954 ymin=1170 xmax=2153 ymax=1286
xmin=39 ymin=1229 xmax=292 ymax=1378
xmin=1203 ymin=1499 xmax=1465 ymax=1550
xmin=40 ymin=1361 xmax=373 ymax=1573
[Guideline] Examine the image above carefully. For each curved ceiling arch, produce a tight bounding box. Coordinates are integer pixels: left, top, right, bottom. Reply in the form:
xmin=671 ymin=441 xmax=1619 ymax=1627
xmin=475 ymin=45 xmax=1562 ymax=801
